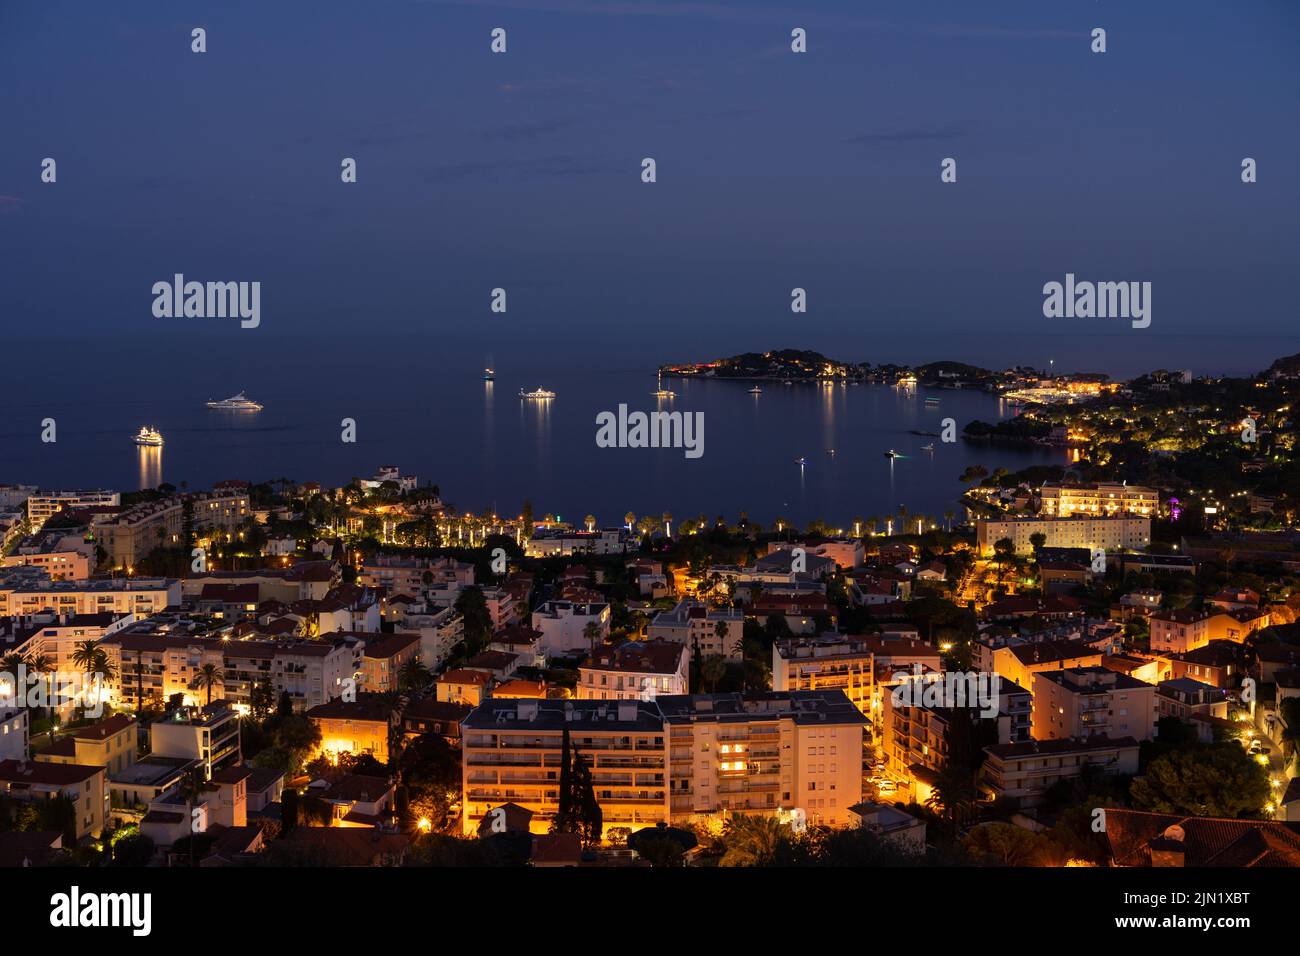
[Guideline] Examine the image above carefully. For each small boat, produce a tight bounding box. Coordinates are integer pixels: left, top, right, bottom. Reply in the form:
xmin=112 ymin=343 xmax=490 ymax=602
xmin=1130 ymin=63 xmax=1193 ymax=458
xmin=782 ymin=380 xmax=793 ymax=386
xmin=924 ymin=397 xmax=940 ymax=406
xmin=749 ymin=386 xmax=763 ymax=394
xmin=206 ymin=391 xmax=262 ymax=411
xmin=922 ymin=443 xmax=935 ymax=451
xmin=795 ymin=457 xmax=808 ymax=466
xmin=133 ymin=426 xmax=164 ymax=446
xmin=884 ymin=449 xmax=899 ymax=459
xmin=519 ymin=387 xmax=555 ymax=399
xmin=483 ymin=367 xmax=495 ymax=381
xmin=827 ymin=448 xmax=835 ymax=456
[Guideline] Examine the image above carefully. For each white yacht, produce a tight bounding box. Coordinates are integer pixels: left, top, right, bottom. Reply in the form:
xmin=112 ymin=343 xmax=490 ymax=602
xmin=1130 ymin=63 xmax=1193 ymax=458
xmin=133 ymin=426 xmax=164 ymax=446
xmin=748 ymin=386 xmax=763 ymax=394
xmin=206 ymin=391 xmax=263 ymax=411
xmin=520 ymin=387 xmax=556 ymax=399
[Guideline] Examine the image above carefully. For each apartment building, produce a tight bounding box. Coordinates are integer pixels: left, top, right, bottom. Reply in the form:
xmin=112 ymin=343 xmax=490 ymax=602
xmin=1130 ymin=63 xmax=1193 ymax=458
xmin=531 ymin=600 xmax=611 ymax=656
xmin=880 ymin=681 xmax=1031 ymax=804
xmin=307 ymin=695 xmax=396 ymax=764
xmin=0 ymin=759 xmax=107 ymax=842
xmin=773 ymin=635 xmax=876 ymax=714
xmin=101 ymin=628 xmax=362 ymax=713
xmin=35 ymin=713 xmax=138 ymax=775
xmin=188 ymin=488 xmax=251 ymax=535
xmin=660 ymin=691 xmax=868 ymax=828
xmin=979 ymin=736 xmax=1140 ymax=808
xmin=990 ymin=639 xmax=1105 ymax=696
xmin=150 ymin=703 xmax=241 ymax=777
xmin=26 ymin=490 xmax=120 ymax=528
xmin=12 ymin=610 xmax=133 ymax=675
xmin=976 ymin=515 xmax=1151 ymax=557
xmin=1039 ymin=482 xmax=1159 ymax=517
xmin=1150 ymin=607 xmax=1269 ymax=654
xmin=577 ymin=639 xmax=689 ymax=701
xmin=93 ymin=497 xmax=184 ymax=569
xmin=647 ymin=600 xmax=745 ymax=662
xmin=1031 ymin=667 xmax=1157 ymax=741
xmin=1155 ymin=678 xmax=1230 ymax=723
xmin=359 ymin=555 xmax=475 ymax=596
xmin=357 ymin=632 xmax=420 ymax=693
xmin=461 ymin=697 xmax=667 ymax=837
xmin=401 ymin=603 xmax=464 ymax=670
xmin=0 ymin=571 xmax=179 ymax=618
xmin=181 ymin=560 xmax=339 ymax=605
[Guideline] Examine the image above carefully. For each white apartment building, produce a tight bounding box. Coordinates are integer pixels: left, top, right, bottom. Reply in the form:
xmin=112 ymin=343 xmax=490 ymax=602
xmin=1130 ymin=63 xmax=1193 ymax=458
xmin=577 ymin=639 xmax=689 ymax=701
xmin=531 ymin=601 xmax=610 ymax=656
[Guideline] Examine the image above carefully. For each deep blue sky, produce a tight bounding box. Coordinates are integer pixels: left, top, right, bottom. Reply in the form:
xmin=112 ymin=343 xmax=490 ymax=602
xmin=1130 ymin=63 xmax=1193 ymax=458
xmin=2 ymin=0 xmax=1297 ymax=377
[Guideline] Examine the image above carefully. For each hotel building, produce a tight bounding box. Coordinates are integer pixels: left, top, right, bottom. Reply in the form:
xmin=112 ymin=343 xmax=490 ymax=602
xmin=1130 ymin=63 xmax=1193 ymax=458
xmin=976 ymin=515 xmax=1151 ymax=557
xmin=1039 ymin=482 xmax=1159 ymax=517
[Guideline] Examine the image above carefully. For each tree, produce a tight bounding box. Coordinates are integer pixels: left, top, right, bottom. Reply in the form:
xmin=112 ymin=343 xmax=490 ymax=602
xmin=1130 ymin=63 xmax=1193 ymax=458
xmin=553 ymin=724 xmax=576 ymax=834
xmin=572 ymin=749 xmax=603 ymax=846
xmin=627 ymin=823 xmax=697 ymax=866
xmin=701 ymin=654 xmax=727 ymax=693
xmin=582 ymin=620 xmax=603 ymax=656
xmin=1130 ymin=745 xmax=1270 ymax=818
xmin=719 ymin=814 xmax=791 ymax=867
xmin=962 ymin=822 xmax=1055 ymax=866
xmin=1029 ymin=532 xmax=1047 ymax=554
xmin=192 ymin=663 xmax=225 ymax=706
xmin=454 ymin=587 xmax=493 ymax=656
xmin=398 ymin=657 xmax=431 ymax=695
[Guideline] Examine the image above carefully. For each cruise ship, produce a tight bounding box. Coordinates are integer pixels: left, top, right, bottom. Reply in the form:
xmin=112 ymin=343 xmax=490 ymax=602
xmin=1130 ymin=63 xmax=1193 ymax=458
xmin=519 ymin=387 xmax=556 ymax=399
xmin=133 ymin=426 xmax=164 ymax=446
xmin=206 ymin=391 xmax=263 ymax=411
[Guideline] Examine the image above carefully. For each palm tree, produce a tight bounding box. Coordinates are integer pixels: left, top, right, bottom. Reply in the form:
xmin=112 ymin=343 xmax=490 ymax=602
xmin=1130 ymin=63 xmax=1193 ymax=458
xmin=28 ymin=653 xmax=53 ymax=712
xmin=661 ymin=512 xmax=673 ymax=538
xmin=624 ymin=511 xmax=635 ymax=532
xmin=701 ymin=654 xmax=727 ymax=693
xmin=397 ymin=657 xmax=431 ymax=694
xmin=944 ymin=509 xmax=955 ymax=533
xmin=192 ymin=662 xmax=225 ymax=706
xmin=584 ymin=514 xmax=596 ymax=533
xmin=852 ymin=515 xmax=864 ymax=537
xmin=583 ymin=620 xmax=603 ymax=655
xmin=719 ymin=814 xmax=789 ymax=867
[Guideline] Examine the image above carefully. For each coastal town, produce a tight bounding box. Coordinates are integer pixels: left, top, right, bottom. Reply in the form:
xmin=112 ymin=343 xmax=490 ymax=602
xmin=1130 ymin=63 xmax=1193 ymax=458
xmin=2 ymin=354 xmax=1299 ymax=869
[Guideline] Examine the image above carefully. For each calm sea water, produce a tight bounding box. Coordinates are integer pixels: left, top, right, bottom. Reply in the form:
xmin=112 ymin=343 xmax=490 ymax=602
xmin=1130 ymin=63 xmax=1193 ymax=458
xmin=0 ymin=337 xmax=1067 ymax=528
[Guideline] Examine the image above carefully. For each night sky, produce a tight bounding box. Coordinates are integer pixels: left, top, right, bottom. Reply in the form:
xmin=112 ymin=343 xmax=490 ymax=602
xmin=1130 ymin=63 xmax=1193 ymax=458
xmin=2 ymin=0 xmax=1297 ymax=376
